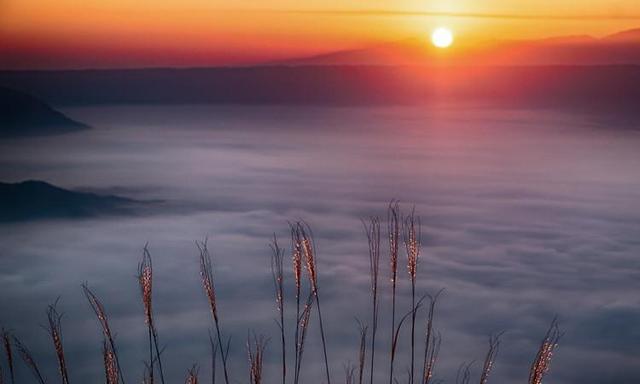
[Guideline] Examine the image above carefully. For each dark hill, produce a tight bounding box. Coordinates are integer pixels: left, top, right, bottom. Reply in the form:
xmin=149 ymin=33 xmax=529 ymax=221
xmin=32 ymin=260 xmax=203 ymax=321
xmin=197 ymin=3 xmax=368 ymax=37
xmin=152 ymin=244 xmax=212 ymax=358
xmin=0 ymin=180 xmax=137 ymax=222
xmin=0 ymin=87 xmax=88 ymax=138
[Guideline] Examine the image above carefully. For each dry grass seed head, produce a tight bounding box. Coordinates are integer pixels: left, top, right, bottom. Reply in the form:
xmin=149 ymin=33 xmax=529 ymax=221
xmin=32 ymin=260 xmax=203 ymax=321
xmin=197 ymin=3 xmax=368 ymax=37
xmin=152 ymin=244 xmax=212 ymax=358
xmin=46 ymin=300 xmax=70 ymax=384
xmin=290 ymin=225 xmax=303 ymax=293
xmin=138 ymin=246 xmax=154 ymax=326
xmin=479 ymin=332 xmax=504 ymax=384
xmin=529 ymin=319 xmax=562 ymax=384
xmin=388 ymin=201 xmax=401 ymax=283
xmin=185 ymin=365 xmax=199 ymax=384
xmin=247 ymin=334 xmax=269 ymax=384
xmin=403 ymin=209 xmax=421 ymax=282
xmin=13 ymin=335 xmax=46 ymax=384
xmin=197 ymin=240 xmax=218 ymax=320
xmin=103 ymin=339 xmax=119 ymax=384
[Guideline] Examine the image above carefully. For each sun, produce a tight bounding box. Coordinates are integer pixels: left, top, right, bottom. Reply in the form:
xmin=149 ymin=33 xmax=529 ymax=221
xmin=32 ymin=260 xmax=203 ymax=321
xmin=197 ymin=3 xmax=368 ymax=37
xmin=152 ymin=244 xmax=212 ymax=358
xmin=431 ymin=27 xmax=454 ymax=48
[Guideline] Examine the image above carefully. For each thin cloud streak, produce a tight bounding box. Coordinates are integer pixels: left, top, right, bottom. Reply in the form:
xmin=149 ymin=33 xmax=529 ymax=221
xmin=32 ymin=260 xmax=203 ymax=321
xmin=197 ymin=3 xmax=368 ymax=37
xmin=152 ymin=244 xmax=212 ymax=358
xmin=249 ymin=8 xmax=640 ymax=21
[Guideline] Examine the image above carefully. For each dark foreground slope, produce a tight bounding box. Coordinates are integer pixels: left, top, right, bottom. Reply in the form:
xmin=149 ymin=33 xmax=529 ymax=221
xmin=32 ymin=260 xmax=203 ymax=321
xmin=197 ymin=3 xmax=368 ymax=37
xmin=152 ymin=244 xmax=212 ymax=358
xmin=0 ymin=180 xmax=137 ymax=221
xmin=0 ymin=87 xmax=88 ymax=138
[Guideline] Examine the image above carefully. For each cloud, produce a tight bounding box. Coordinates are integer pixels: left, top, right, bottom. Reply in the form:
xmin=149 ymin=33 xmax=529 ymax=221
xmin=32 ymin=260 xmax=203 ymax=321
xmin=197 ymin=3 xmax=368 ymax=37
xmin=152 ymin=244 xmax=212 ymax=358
xmin=254 ymin=8 xmax=640 ymax=21
xmin=1 ymin=104 xmax=639 ymax=383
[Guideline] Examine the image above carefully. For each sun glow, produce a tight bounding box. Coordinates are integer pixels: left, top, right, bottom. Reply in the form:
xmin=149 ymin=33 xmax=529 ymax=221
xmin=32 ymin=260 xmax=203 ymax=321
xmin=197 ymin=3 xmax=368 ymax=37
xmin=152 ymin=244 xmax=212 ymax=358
xmin=431 ymin=27 xmax=454 ymax=48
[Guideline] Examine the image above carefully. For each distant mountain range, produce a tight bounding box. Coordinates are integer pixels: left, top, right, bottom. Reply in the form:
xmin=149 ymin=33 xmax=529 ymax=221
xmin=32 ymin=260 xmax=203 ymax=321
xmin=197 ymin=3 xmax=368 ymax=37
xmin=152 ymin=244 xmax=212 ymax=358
xmin=280 ymin=27 xmax=640 ymax=66
xmin=0 ymin=29 xmax=639 ymax=115
xmin=0 ymin=180 xmax=137 ymax=221
xmin=0 ymin=66 xmax=639 ymax=116
xmin=0 ymin=87 xmax=88 ymax=138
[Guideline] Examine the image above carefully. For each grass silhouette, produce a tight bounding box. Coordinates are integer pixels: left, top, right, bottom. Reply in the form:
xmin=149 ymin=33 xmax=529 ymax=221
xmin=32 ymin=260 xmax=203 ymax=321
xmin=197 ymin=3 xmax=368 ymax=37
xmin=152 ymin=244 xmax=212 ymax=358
xmin=0 ymin=204 xmax=562 ymax=384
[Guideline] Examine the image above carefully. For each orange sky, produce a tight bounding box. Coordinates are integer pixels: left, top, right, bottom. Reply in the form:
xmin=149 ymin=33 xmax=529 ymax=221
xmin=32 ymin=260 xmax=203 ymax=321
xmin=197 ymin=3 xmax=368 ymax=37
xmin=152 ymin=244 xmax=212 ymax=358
xmin=2 ymin=0 xmax=640 ymax=69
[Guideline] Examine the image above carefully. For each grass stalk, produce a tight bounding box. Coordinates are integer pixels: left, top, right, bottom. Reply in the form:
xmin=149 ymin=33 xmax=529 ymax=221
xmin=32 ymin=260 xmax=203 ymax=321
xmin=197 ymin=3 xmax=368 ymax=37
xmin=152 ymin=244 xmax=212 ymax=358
xmin=209 ymin=331 xmax=217 ymax=384
xmin=355 ymin=319 xmax=368 ymax=384
xmin=197 ymin=239 xmax=231 ymax=384
xmin=363 ymin=216 xmax=381 ymax=384
xmin=528 ymin=318 xmax=562 ymax=384
xmin=2 ymin=329 xmax=15 ymax=384
xmin=290 ymin=225 xmax=303 ymax=384
xmin=185 ymin=365 xmax=199 ymax=384
xmin=82 ymin=283 xmax=126 ymax=384
xmin=391 ymin=295 xmax=428 ymax=383
xmin=294 ymin=293 xmax=314 ymax=384
xmin=315 ymin=293 xmax=330 ymax=384
xmin=387 ymin=201 xmax=400 ymax=384
xmin=403 ymin=209 xmax=421 ymax=384
xmin=12 ymin=335 xmax=46 ymax=384
xmin=479 ymin=332 xmax=503 ymax=384
xmin=421 ymin=290 xmax=443 ymax=384
xmin=344 ymin=363 xmax=356 ymax=384
xmin=294 ymin=222 xmax=331 ymax=384
xmin=456 ymin=362 xmax=473 ymax=384
xmin=103 ymin=339 xmax=120 ymax=384
xmin=269 ymin=235 xmax=286 ymax=384
xmin=143 ymin=363 xmax=153 ymax=384
xmin=46 ymin=299 xmax=70 ymax=384
xmin=247 ymin=333 xmax=269 ymax=384
xmin=137 ymin=246 xmax=166 ymax=384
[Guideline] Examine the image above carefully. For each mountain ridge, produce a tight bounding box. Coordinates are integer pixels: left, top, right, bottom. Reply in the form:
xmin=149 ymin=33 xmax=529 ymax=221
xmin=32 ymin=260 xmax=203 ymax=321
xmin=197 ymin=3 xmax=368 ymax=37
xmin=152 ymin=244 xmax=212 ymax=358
xmin=0 ymin=87 xmax=89 ymax=138
xmin=0 ymin=180 xmax=138 ymax=221
xmin=276 ymin=27 xmax=640 ymax=66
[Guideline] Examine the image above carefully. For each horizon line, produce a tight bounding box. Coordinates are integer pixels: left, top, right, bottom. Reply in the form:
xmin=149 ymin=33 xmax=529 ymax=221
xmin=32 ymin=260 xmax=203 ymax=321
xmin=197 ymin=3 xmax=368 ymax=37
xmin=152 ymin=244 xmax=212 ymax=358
xmin=3 ymin=64 xmax=640 ymax=72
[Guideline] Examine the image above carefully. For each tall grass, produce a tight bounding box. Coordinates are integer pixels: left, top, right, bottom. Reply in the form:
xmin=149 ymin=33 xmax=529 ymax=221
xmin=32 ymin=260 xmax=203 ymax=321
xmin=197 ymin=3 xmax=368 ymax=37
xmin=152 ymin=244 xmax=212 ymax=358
xmin=2 ymin=328 xmax=15 ymax=384
xmin=403 ymin=209 xmax=421 ymax=384
xmin=185 ymin=365 xmax=199 ymax=384
xmin=529 ymin=318 xmax=562 ymax=384
xmin=479 ymin=332 xmax=503 ymax=384
xmin=290 ymin=224 xmax=304 ymax=384
xmin=197 ymin=239 xmax=231 ymax=384
xmin=294 ymin=293 xmax=314 ymax=384
xmin=246 ymin=333 xmax=268 ymax=384
xmin=363 ymin=216 xmax=381 ymax=384
xmin=456 ymin=362 xmax=473 ymax=384
xmin=137 ymin=246 xmax=166 ymax=384
xmin=292 ymin=221 xmax=331 ymax=384
xmin=46 ymin=300 xmax=70 ymax=384
xmin=12 ymin=335 xmax=46 ymax=384
xmin=343 ymin=363 xmax=356 ymax=384
xmin=355 ymin=319 xmax=368 ymax=384
xmin=208 ymin=331 xmax=217 ymax=384
xmin=103 ymin=339 xmax=120 ymax=384
xmin=0 ymin=205 xmax=567 ymax=384
xmin=269 ymin=235 xmax=286 ymax=384
xmin=421 ymin=290 xmax=443 ymax=384
xmin=82 ymin=282 xmax=126 ymax=384
xmin=391 ymin=294 xmax=429 ymax=384
xmin=387 ymin=201 xmax=401 ymax=384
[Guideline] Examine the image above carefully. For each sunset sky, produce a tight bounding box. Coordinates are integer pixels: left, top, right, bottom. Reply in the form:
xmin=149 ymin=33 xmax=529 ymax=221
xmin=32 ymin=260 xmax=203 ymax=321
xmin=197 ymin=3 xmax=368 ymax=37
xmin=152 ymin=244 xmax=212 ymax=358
xmin=2 ymin=0 xmax=640 ymax=68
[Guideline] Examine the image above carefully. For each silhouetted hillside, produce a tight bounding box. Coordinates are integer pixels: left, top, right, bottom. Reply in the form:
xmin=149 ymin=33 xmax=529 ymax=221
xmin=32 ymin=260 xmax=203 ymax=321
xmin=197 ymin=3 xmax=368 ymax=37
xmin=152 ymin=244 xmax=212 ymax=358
xmin=0 ymin=87 xmax=88 ymax=138
xmin=0 ymin=180 xmax=137 ymax=221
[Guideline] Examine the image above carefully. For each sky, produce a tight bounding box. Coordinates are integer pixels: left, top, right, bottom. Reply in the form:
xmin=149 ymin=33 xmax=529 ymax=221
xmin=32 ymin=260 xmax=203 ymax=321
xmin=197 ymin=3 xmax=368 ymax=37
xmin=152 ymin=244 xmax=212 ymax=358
xmin=1 ymin=0 xmax=640 ymax=68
